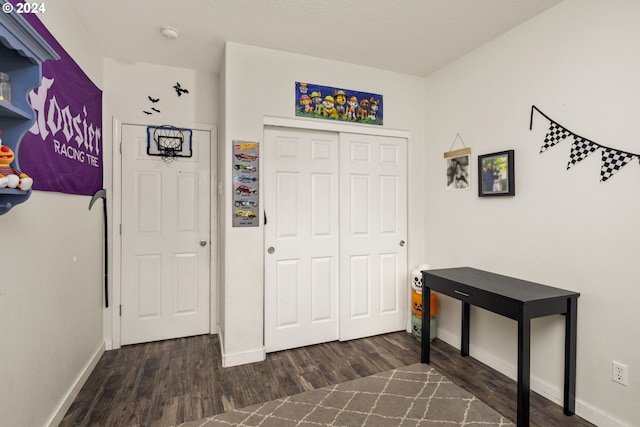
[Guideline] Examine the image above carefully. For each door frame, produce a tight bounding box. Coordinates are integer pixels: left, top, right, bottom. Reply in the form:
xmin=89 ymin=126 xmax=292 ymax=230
xmin=262 ymin=116 xmax=411 ymax=349
xmin=109 ymin=117 xmax=217 ymax=350
xmin=264 ymin=116 xmax=410 ymax=139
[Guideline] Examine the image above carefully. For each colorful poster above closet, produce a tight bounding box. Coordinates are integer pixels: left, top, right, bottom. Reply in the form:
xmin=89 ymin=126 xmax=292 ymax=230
xmin=11 ymin=1 xmax=103 ymax=196
xmin=295 ymin=82 xmax=383 ymax=126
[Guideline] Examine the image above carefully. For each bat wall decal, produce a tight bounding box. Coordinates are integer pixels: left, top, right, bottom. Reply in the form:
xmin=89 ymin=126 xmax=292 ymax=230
xmin=173 ymin=82 xmax=189 ymax=97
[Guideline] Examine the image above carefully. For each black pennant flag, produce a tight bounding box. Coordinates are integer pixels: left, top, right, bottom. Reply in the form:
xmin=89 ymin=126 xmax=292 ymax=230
xmin=567 ymin=136 xmax=598 ymax=169
xmin=541 ymin=121 xmax=571 ymax=153
xmin=600 ymin=148 xmax=635 ymax=182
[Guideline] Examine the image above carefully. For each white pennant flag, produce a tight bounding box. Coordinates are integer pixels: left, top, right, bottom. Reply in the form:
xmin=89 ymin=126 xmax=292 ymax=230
xmin=600 ymin=148 xmax=635 ymax=182
xmin=567 ymin=136 xmax=598 ymax=169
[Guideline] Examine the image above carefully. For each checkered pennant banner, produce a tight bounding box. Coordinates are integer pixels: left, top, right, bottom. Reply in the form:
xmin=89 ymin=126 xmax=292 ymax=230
xmin=567 ymin=136 xmax=598 ymax=169
xmin=541 ymin=121 xmax=571 ymax=153
xmin=600 ymin=148 xmax=636 ymax=182
xmin=532 ymin=106 xmax=640 ymax=183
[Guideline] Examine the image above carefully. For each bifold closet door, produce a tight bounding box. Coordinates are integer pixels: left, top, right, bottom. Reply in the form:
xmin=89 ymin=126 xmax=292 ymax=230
xmin=338 ymin=133 xmax=408 ymax=341
xmin=264 ymin=127 xmax=340 ymax=352
xmin=264 ymin=127 xmax=408 ymax=352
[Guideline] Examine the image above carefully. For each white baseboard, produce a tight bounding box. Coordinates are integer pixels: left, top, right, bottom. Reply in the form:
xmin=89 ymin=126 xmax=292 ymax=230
xmin=103 ymin=337 xmax=113 ymax=351
xmin=47 ymin=341 xmax=105 ymax=427
xmin=222 ymin=347 xmax=266 ymax=367
xmin=217 ymin=325 xmax=266 ymax=368
xmin=435 ymin=328 xmax=630 ymax=427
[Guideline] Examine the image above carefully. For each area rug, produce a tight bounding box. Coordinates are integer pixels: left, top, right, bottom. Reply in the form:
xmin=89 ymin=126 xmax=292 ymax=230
xmin=177 ymin=363 xmax=514 ymax=426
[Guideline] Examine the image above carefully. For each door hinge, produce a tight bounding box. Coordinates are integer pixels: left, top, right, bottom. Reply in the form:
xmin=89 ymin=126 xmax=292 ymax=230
xmin=119 ymin=223 xmax=122 ymax=235
xmin=119 ymin=142 xmax=122 ymax=155
xmin=119 ymin=305 xmax=122 ymax=317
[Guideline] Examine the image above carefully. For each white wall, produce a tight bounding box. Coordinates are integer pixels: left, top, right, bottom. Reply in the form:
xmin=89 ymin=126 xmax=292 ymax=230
xmin=0 ymin=2 xmax=105 ymax=426
xmin=102 ymin=58 xmax=218 ymax=126
xmin=424 ymin=1 xmax=639 ymax=426
xmin=101 ymin=58 xmax=219 ymax=348
xmin=220 ymin=42 xmax=427 ymax=366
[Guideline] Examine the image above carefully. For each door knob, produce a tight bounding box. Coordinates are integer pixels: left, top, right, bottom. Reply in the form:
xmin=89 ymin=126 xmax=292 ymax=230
xmin=200 ymin=240 xmax=207 ymax=247
xmin=267 ymin=247 xmax=275 ymax=254
xmin=399 ymin=240 xmax=405 ymax=247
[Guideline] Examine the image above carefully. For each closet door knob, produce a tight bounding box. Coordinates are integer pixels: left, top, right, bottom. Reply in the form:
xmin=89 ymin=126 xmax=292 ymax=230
xmin=399 ymin=240 xmax=405 ymax=247
xmin=267 ymin=247 xmax=275 ymax=254
xmin=200 ymin=240 xmax=207 ymax=247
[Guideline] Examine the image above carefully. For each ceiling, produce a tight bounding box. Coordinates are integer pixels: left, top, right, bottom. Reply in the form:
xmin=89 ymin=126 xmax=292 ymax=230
xmin=66 ymin=0 xmax=563 ymax=77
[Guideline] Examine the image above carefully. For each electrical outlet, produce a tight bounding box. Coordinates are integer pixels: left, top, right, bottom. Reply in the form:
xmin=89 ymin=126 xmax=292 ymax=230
xmin=612 ymin=361 xmax=628 ymax=386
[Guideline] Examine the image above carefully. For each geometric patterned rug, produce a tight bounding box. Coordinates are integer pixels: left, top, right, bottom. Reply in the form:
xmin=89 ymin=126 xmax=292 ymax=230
xmin=177 ymin=363 xmax=515 ymax=426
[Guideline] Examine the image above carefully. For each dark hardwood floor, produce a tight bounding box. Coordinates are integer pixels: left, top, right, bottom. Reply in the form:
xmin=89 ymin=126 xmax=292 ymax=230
xmin=60 ymin=332 xmax=594 ymax=426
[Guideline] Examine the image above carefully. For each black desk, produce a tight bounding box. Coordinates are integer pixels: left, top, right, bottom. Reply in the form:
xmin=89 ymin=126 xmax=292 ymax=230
xmin=421 ymin=267 xmax=579 ymax=427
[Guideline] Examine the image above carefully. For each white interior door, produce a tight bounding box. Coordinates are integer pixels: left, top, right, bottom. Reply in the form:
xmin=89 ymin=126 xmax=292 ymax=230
xmin=264 ymin=127 xmax=339 ymax=352
xmin=121 ymin=124 xmax=211 ymax=345
xmin=339 ymin=133 xmax=408 ymax=341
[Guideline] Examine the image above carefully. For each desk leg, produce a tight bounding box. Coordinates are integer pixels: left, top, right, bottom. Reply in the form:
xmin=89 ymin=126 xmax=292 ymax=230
xmin=564 ymin=297 xmax=578 ymax=415
xmin=517 ymin=316 xmax=531 ymax=427
xmin=421 ymin=283 xmax=431 ymax=364
xmin=461 ymin=302 xmax=470 ymax=357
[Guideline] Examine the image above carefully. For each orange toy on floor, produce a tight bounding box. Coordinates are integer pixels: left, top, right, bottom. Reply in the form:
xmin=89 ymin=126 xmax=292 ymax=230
xmin=411 ymin=290 xmax=438 ymax=319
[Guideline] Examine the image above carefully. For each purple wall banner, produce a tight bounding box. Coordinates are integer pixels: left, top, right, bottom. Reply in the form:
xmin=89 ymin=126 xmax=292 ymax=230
xmin=12 ymin=1 xmax=103 ymax=196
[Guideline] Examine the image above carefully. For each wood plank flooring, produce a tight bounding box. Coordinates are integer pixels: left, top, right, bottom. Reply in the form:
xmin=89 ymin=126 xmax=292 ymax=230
xmin=60 ymin=332 xmax=595 ymax=426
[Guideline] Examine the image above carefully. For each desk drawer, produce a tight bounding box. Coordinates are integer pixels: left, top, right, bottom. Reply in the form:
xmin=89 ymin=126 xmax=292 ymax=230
xmin=424 ymin=276 xmax=520 ymax=319
xmin=429 ymin=283 xmax=482 ymax=304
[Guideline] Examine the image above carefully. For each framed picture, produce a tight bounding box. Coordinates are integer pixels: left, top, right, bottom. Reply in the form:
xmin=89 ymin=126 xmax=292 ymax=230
xmin=478 ymin=150 xmax=515 ymax=197
xmin=446 ymin=154 xmax=470 ymax=190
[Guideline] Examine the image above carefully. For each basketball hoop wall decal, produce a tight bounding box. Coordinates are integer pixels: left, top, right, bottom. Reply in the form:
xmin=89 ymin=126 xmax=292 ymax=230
xmin=146 ymin=125 xmax=193 ymax=163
